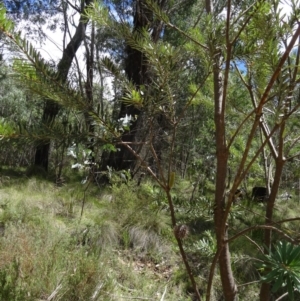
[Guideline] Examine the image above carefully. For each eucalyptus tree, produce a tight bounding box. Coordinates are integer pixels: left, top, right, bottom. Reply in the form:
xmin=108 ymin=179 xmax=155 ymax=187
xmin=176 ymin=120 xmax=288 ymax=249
xmin=2 ymin=0 xmax=94 ymax=171
xmin=3 ymin=0 xmax=59 ymax=15
xmin=3 ymin=0 xmax=61 ymax=44
xmin=98 ymin=0 xmax=171 ymax=174
xmin=33 ymin=0 xmax=94 ymax=171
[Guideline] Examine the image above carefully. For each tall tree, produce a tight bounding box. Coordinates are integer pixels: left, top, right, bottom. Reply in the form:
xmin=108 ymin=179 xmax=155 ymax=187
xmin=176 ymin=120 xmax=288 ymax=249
xmin=34 ymin=0 xmax=92 ymax=171
xmin=100 ymin=0 xmax=167 ymax=174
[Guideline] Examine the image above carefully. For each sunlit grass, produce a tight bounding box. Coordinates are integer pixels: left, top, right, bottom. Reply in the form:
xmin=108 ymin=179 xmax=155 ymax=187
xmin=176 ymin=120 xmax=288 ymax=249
xmin=0 ymin=173 xmax=187 ymax=301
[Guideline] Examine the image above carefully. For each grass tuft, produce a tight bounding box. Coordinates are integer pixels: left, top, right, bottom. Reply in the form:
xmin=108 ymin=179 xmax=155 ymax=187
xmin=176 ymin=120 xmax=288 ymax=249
xmin=0 ymin=175 xmax=188 ymax=300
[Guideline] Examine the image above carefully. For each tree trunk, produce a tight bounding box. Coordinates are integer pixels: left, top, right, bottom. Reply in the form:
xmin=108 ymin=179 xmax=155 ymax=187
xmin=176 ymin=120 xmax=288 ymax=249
xmin=213 ymin=63 xmax=238 ymax=301
xmin=100 ymin=0 xmax=166 ymax=174
xmin=100 ymin=43 xmax=145 ymax=172
xmin=83 ymin=20 xmax=95 ymax=163
xmin=34 ymin=0 xmax=92 ymax=171
xmin=259 ymin=126 xmax=286 ymax=301
xmin=204 ymin=0 xmax=237 ymax=298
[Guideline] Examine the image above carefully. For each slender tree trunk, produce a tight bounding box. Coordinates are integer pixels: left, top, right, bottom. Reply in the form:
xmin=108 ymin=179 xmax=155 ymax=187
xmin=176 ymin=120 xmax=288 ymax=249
xmin=34 ymin=0 xmax=92 ymax=171
xmin=259 ymin=125 xmax=286 ymax=301
xmin=259 ymin=160 xmax=285 ymax=300
xmin=83 ymin=20 xmax=95 ymax=164
xmin=213 ymin=62 xmax=238 ymax=301
xmin=204 ymin=0 xmax=237 ymax=298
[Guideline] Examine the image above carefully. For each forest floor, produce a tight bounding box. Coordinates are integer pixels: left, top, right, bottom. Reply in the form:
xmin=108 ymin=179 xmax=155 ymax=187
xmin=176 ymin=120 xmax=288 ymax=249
xmin=2 ymin=167 xmax=297 ymax=300
xmin=0 ymin=167 xmax=192 ymax=301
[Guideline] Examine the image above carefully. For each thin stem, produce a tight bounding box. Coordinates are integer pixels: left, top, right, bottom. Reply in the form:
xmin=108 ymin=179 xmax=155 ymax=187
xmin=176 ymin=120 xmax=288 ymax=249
xmin=166 ymin=22 xmax=209 ymax=51
xmin=237 ymin=280 xmax=261 ymax=288
xmin=205 ymin=245 xmax=224 ymax=301
xmin=227 ymin=225 xmax=296 ymax=245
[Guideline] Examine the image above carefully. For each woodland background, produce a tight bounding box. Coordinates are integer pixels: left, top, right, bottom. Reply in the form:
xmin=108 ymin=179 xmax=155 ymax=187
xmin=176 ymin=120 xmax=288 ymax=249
xmin=1 ymin=0 xmax=300 ymax=300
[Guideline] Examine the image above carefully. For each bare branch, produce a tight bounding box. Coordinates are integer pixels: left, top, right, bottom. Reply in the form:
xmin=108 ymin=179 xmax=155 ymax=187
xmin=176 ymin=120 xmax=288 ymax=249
xmin=227 ymin=225 xmax=297 ymax=245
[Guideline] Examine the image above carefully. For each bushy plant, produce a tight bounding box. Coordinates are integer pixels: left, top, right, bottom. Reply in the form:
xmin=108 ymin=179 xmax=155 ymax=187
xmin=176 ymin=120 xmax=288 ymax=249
xmin=0 ymin=260 xmax=28 ymax=301
xmin=260 ymin=241 xmax=300 ymax=301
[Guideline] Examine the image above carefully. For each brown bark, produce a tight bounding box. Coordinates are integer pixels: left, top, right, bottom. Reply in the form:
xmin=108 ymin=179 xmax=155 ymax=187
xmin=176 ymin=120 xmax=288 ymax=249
xmin=34 ymin=0 xmax=92 ymax=171
xmin=100 ymin=45 xmax=145 ymax=171
xmin=213 ymin=62 xmax=238 ymax=301
xmin=100 ymin=0 xmax=167 ymax=173
xmin=83 ymin=20 xmax=95 ymax=163
xmin=204 ymin=0 xmax=238 ymax=298
xmin=259 ymin=125 xmax=286 ymax=301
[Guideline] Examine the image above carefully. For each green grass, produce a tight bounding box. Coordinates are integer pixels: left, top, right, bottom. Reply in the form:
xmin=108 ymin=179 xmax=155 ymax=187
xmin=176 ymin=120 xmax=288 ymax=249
xmin=0 ymin=172 xmax=190 ymax=301
xmin=2 ymin=169 xmax=299 ymax=300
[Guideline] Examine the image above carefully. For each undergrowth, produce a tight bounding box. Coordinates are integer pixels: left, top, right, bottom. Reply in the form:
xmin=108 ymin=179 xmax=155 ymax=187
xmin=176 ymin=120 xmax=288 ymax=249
xmin=0 ymin=172 xmax=189 ymax=301
xmin=1 ymin=169 xmax=296 ymax=300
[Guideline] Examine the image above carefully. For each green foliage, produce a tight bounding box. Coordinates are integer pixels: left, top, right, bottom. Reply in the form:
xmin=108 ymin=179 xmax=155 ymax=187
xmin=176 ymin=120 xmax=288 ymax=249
xmin=0 ymin=4 xmax=14 ymax=32
xmin=100 ymin=56 xmax=122 ymax=78
xmin=0 ymin=118 xmax=15 ymax=136
xmin=260 ymin=241 xmax=300 ymax=300
xmin=145 ymin=0 xmax=170 ymax=24
xmin=101 ymin=143 xmax=117 ymax=152
xmin=107 ymin=182 xmax=172 ymax=254
xmin=122 ymin=87 xmax=144 ymax=109
xmin=85 ymin=1 xmax=110 ymax=26
xmin=0 ymin=260 xmax=27 ymax=301
xmin=192 ymin=230 xmax=217 ymax=259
